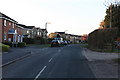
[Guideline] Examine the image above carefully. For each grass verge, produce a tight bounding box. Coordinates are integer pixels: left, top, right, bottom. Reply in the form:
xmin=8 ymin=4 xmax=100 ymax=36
xmin=80 ymin=44 xmax=120 ymax=53
xmin=0 ymin=43 xmax=10 ymax=52
xmin=114 ymin=58 xmax=120 ymax=64
xmin=37 ymin=44 xmax=51 ymax=48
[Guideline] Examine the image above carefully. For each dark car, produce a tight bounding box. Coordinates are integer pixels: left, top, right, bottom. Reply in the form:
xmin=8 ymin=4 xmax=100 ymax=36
xmin=51 ymin=40 xmax=61 ymax=47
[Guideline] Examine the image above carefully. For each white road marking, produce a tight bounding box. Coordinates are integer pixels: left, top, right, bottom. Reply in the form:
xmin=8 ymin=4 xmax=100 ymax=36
xmin=34 ymin=66 xmax=46 ymax=80
xmin=58 ymin=49 xmax=61 ymax=52
xmin=49 ymin=58 xmax=53 ymax=62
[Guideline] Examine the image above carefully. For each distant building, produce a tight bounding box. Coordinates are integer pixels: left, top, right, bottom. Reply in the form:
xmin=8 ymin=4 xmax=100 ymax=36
xmin=48 ymin=33 xmax=57 ymax=39
xmin=55 ymin=32 xmax=66 ymax=39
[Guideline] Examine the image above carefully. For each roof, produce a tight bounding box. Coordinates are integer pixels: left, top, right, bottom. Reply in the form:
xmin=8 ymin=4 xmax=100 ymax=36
xmin=55 ymin=32 xmax=65 ymax=34
xmin=17 ymin=24 xmax=27 ymax=28
xmin=41 ymin=29 xmax=48 ymax=33
xmin=26 ymin=26 xmax=35 ymax=29
xmin=0 ymin=12 xmax=18 ymax=23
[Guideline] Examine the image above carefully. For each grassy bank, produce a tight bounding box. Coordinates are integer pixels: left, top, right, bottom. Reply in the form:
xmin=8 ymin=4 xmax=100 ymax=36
xmin=81 ymin=43 xmax=120 ymax=53
xmin=0 ymin=43 xmax=10 ymax=52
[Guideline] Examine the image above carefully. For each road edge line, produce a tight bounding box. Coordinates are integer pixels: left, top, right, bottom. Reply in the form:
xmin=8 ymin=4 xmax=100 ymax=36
xmin=0 ymin=53 xmax=31 ymax=68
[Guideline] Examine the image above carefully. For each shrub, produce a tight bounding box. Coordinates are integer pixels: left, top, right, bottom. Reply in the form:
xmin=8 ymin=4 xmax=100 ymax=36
xmin=0 ymin=43 xmax=10 ymax=52
xmin=88 ymin=28 xmax=118 ymax=51
xmin=17 ymin=42 xmax=26 ymax=47
xmin=2 ymin=42 xmax=12 ymax=47
xmin=23 ymin=38 xmax=35 ymax=44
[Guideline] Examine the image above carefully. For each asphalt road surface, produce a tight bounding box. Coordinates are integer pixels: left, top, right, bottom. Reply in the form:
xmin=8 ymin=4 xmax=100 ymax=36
xmin=2 ymin=44 xmax=95 ymax=79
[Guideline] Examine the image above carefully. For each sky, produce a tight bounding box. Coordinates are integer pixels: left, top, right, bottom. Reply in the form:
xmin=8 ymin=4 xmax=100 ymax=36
xmin=0 ymin=0 xmax=106 ymax=35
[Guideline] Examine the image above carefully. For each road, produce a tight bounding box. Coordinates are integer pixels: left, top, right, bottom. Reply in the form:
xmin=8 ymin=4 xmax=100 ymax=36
xmin=2 ymin=44 xmax=95 ymax=79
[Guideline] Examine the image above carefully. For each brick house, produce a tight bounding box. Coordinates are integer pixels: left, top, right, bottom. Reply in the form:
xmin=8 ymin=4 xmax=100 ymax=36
xmin=0 ymin=12 xmax=23 ymax=43
xmin=41 ymin=29 xmax=48 ymax=39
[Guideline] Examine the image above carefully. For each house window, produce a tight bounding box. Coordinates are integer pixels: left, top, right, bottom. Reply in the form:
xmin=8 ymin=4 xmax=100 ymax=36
xmin=4 ymin=33 xmax=6 ymax=40
xmin=4 ymin=20 xmax=7 ymax=26
xmin=12 ymin=23 xmax=14 ymax=28
xmin=18 ymin=35 xmax=21 ymax=42
xmin=37 ymin=32 xmax=39 ymax=35
xmin=9 ymin=22 xmax=11 ymax=26
xmin=27 ymin=30 xmax=29 ymax=33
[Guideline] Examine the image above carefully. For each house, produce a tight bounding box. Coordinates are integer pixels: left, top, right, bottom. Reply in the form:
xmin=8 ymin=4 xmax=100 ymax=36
xmin=0 ymin=12 xmax=23 ymax=43
xmin=55 ymin=32 xmax=66 ymax=40
xmin=48 ymin=33 xmax=58 ymax=39
xmin=41 ymin=29 xmax=48 ymax=39
xmin=36 ymin=28 xmax=42 ymax=38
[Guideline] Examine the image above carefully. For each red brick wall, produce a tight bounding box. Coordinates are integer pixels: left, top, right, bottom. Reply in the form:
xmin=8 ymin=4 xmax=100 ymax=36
xmin=2 ymin=18 xmax=23 ymax=42
xmin=0 ymin=19 xmax=3 ymax=42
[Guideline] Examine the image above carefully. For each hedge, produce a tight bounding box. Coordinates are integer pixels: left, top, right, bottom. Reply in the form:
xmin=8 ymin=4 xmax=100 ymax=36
xmin=17 ymin=42 xmax=26 ymax=47
xmin=88 ymin=28 xmax=118 ymax=51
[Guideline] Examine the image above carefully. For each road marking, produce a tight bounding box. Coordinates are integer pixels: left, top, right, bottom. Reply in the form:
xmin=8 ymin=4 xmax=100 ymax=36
xmin=49 ymin=58 xmax=53 ymax=62
xmin=34 ymin=66 xmax=46 ymax=80
xmin=1 ymin=53 xmax=31 ymax=68
xmin=58 ymin=49 xmax=61 ymax=52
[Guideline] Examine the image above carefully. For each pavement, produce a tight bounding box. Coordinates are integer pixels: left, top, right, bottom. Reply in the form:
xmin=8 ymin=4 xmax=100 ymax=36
xmin=82 ymin=47 xmax=120 ymax=79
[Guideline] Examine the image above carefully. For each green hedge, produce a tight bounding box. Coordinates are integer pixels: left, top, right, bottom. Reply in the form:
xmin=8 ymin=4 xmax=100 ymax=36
xmin=23 ymin=38 xmax=35 ymax=44
xmin=0 ymin=43 xmax=10 ymax=52
xmin=17 ymin=42 xmax=26 ymax=47
xmin=88 ymin=28 xmax=118 ymax=51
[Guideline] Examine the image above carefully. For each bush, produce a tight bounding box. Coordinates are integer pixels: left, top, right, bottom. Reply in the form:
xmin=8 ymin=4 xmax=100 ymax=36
xmin=23 ymin=38 xmax=35 ymax=44
xmin=17 ymin=42 xmax=26 ymax=47
xmin=0 ymin=43 xmax=10 ymax=52
xmin=88 ymin=28 xmax=118 ymax=51
xmin=2 ymin=42 xmax=12 ymax=47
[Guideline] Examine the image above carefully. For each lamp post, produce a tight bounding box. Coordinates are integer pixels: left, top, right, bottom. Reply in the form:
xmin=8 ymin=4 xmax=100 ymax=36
xmin=45 ymin=22 xmax=51 ymax=30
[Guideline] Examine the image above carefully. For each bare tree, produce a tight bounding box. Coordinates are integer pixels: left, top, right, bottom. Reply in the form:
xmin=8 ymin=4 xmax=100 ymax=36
xmin=104 ymin=0 xmax=120 ymax=7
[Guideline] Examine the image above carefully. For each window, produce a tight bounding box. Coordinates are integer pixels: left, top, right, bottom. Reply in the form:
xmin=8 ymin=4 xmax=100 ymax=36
xmin=9 ymin=22 xmax=11 ymax=26
xmin=37 ymin=32 xmax=39 ymax=35
xmin=4 ymin=33 xmax=6 ymax=40
xmin=12 ymin=23 xmax=14 ymax=28
xmin=27 ymin=30 xmax=29 ymax=33
xmin=4 ymin=20 xmax=7 ymax=26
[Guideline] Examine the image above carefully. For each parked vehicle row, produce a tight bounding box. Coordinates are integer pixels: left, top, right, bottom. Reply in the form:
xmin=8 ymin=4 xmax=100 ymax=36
xmin=51 ymin=40 xmax=70 ymax=47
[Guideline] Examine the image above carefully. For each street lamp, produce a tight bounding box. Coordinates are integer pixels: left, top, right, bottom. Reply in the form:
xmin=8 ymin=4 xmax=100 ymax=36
xmin=45 ymin=22 xmax=51 ymax=30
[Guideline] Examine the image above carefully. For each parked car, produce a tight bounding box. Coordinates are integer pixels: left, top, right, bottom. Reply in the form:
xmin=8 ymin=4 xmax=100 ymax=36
xmin=63 ymin=41 xmax=68 ymax=45
xmin=51 ymin=40 xmax=61 ymax=47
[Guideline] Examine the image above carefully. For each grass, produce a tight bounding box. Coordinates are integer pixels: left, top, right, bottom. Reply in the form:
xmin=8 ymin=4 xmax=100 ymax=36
xmin=80 ymin=43 xmax=120 ymax=53
xmin=114 ymin=58 xmax=120 ymax=64
xmin=37 ymin=44 xmax=51 ymax=48
xmin=26 ymin=44 xmax=39 ymax=47
xmin=0 ymin=43 xmax=10 ymax=52
xmin=80 ymin=44 xmax=89 ymax=48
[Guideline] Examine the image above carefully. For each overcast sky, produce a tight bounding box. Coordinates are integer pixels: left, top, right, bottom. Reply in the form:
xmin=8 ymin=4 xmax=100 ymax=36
xmin=0 ymin=0 xmax=106 ymax=35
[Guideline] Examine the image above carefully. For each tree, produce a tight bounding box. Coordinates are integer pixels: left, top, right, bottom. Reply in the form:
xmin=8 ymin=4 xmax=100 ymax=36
xmin=103 ymin=0 xmax=120 ymax=37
